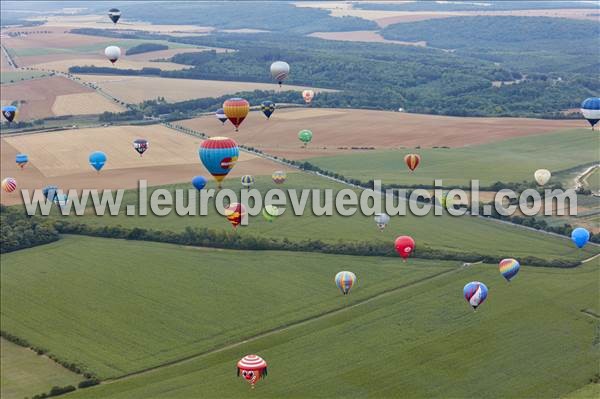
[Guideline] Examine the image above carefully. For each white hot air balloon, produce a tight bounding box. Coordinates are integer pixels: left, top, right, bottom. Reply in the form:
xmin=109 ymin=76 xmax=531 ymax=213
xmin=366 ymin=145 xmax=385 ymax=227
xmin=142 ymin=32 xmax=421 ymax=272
xmin=534 ymin=169 xmax=551 ymax=186
xmin=373 ymin=213 xmax=390 ymax=231
xmin=270 ymin=61 xmax=290 ymax=86
xmin=104 ymin=46 xmax=121 ymax=64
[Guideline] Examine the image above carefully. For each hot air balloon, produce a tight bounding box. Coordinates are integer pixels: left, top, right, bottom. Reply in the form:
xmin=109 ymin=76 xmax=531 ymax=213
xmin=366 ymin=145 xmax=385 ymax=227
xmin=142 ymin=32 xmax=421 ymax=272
xmin=1 ymin=177 xmax=17 ymax=193
xmin=261 ymin=101 xmax=275 ymax=119
xmin=89 ymin=151 xmax=107 ymax=172
xmin=225 ymin=202 xmax=246 ymax=229
xmin=55 ymin=193 xmax=68 ymax=209
xmin=272 ymin=170 xmax=286 ymax=184
xmin=270 ymin=61 xmax=289 ymax=86
xmin=133 ymin=139 xmax=148 ymax=156
xmin=42 ymin=185 xmax=59 ymax=202
xmin=395 ymin=235 xmax=415 ymax=261
xmin=199 ymin=137 xmax=239 ymax=188
xmin=404 ymin=154 xmax=420 ymax=172
xmin=223 ymin=98 xmax=249 ymax=131
xmin=104 ymin=46 xmax=121 ymax=64
xmin=215 ymin=108 xmax=227 ymax=125
xmin=463 ymin=281 xmax=488 ymax=311
xmin=571 ymin=227 xmax=590 ymax=248
xmin=298 ymin=129 xmax=313 ymax=147
xmin=237 ymin=355 xmax=267 ymax=388
xmin=499 ymin=258 xmax=520 ymax=282
xmin=335 ymin=271 xmax=356 ymax=295
xmin=581 ymin=97 xmax=600 ymax=129
xmin=2 ymin=105 xmax=17 ymax=122
xmin=302 ymin=90 xmax=314 ymax=104
xmin=241 ymin=175 xmax=255 ymax=187
xmin=534 ymin=169 xmax=551 ymax=186
xmin=192 ymin=176 xmax=207 ymax=190
xmin=108 ymin=8 xmax=121 ymax=24
xmin=15 ymin=153 xmax=28 ymax=169
xmin=374 ymin=213 xmax=390 ymax=231
xmin=262 ymin=205 xmax=279 ymax=222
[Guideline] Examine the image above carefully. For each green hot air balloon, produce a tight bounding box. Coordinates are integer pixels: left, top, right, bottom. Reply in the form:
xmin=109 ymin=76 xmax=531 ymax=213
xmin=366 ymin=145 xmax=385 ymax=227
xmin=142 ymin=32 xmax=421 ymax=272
xmin=298 ymin=129 xmax=313 ymax=147
xmin=263 ymin=205 xmax=280 ymax=222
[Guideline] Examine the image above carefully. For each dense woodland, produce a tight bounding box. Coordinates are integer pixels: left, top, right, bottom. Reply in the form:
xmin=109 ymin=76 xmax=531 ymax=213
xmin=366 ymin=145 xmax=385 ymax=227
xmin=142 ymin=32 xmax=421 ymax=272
xmin=0 ymin=205 xmax=59 ymax=253
xmin=354 ymin=1 xmax=598 ymax=12
xmin=125 ymin=42 xmax=168 ymax=56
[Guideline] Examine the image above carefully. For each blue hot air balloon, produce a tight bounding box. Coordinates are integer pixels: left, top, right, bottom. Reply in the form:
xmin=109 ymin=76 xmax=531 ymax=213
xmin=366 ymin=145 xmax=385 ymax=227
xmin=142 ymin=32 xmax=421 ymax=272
xmin=581 ymin=97 xmax=600 ymax=129
xmin=42 ymin=185 xmax=59 ymax=202
xmin=199 ymin=137 xmax=239 ymax=188
xmin=463 ymin=281 xmax=488 ymax=310
xmin=16 ymin=153 xmax=28 ymax=169
xmin=571 ymin=227 xmax=590 ymax=248
xmin=89 ymin=151 xmax=107 ymax=172
xmin=192 ymin=176 xmax=207 ymax=190
xmin=261 ymin=101 xmax=275 ymax=119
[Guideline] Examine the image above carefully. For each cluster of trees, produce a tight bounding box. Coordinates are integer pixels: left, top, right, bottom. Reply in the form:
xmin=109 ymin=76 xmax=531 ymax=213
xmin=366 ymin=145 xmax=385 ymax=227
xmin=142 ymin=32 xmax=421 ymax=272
xmin=355 ymin=1 xmax=598 ymax=12
xmin=125 ymin=42 xmax=168 ymax=55
xmin=32 ymin=385 xmax=76 ymax=399
xmin=0 ymin=205 xmax=59 ymax=253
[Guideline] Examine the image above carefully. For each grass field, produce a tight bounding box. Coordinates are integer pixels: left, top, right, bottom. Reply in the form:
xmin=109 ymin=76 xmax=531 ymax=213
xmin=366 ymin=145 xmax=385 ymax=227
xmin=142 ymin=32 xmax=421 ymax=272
xmin=0 ymin=338 xmax=83 ymax=399
xmin=0 ymin=70 xmax=48 ymax=84
xmin=58 ymin=173 xmax=600 ymax=263
xmin=583 ymin=167 xmax=600 ymax=193
xmin=307 ymin=129 xmax=598 ymax=187
xmin=58 ymin=248 xmax=599 ymax=398
xmin=0 ymin=235 xmax=457 ymax=378
xmin=563 ymin=383 xmax=600 ymax=398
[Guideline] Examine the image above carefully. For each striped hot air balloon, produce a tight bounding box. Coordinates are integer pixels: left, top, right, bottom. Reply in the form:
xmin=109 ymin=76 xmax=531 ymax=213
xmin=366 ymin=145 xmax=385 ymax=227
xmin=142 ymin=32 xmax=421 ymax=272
xmin=335 ymin=271 xmax=356 ymax=295
xmin=463 ymin=281 xmax=488 ymax=311
xmin=272 ymin=170 xmax=286 ymax=184
xmin=225 ymin=202 xmax=246 ymax=228
xmin=1 ymin=177 xmax=17 ymax=193
xmin=16 ymin=153 xmax=28 ymax=169
xmin=270 ymin=61 xmax=289 ymax=86
xmin=237 ymin=354 xmax=267 ymax=387
xmin=581 ymin=97 xmax=600 ymax=129
xmin=199 ymin=137 xmax=239 ymax=188
xmin=215 ymin=108 xmax=227 ymax=125
xmin=404 ymin=153 xmax=420 ymax=172
xmin=499 ymin=258 xmax=520 ymax=282
xmin=241 ymin=175 xmax=255 ymax=187
xmin=223 ymin=98 xmax=249 ymax=131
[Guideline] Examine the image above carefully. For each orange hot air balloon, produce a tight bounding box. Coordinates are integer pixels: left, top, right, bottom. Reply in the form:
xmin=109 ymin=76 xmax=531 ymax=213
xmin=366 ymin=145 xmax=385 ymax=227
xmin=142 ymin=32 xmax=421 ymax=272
xmin=404 ymin=154 xmax=420 ymax=172
xmin=225 ymin=202 xmax=246 ymax=228
xmin=302 ymin=90 xmax=314 ymax=104
xmin=223 ymin=98 xmax=249 ymax=131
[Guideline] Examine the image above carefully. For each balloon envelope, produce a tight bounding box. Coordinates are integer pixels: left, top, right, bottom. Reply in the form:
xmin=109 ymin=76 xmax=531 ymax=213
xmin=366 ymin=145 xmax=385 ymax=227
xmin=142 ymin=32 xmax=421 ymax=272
xmin=262 ymin=205 xmax=279 ymax=222
xmin=225 ymin=202 xmax=246 ymax=228
xmin=108 ymin=8 xmax=121 ymax=23
xmin=534 ymin=169 xmax=551 ymax=185
xmin=199 ymin=137 xmax=239 ymax=187
xmin=223 ymin=98 xmax=249 ymax=131
xmin=335 ymin=271 xmax=356 ymax=295
xmin=404 ymin=154 xmax=421 ymax=171
xmin=270 ymin=61 xmax=290 ymax=85
xmin=42 ymin=185 xmax=59 ymax=202
xmin=133 ymin=139 xmax=149 ymax=156
xmin=571 ymin=227 xmax=590 ymax=248
xmin=237 ymin=355 xmax=267 ymax=387
xmin=581 ymin=97 xmax=600 ymax=128
xmin=261 ymin=101 xmax=275 ymax=119
xmin=463 ymin=281 xmax=488 ymax=310
xmin=2 ymin=105 xmax=17 ymax=122
xmin=374 ymin=213 xmax=390 ymax=231
xmin=215 ymin=108 xmax=227 ymax=124
xmin=104 ymin=46 xmax=121 ymax=64
xmin=1 ymin=177 xmax=17 ymax=193
xmin=395 ymin=235 xmax=415 ymax=260
xmin=241 ymin=175 xmax=255 ymax=187
xmin=272 ymin=171 xmax=286 ymax=184
xmin=191 ymin=175 xmax=207 ymax=190
xmin=16 ymin=153 xmax=28 ymax=168
xmin=499 ymin=258 xmax=520 ymax=282
xmin=302 ymin=90 xmax=314 ymax=104
xmin=298 ymin=129 xmax=313 ymax=145
xmin=89 ymin=151 xmax=107 ymax=172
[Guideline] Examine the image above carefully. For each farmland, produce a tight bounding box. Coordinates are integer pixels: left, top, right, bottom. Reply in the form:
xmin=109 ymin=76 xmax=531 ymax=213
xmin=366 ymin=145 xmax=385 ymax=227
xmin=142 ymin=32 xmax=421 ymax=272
xmin=306 ymin=129 xmax=598 ymax=187
xmin=73 ymin=75 xmax=334 ymax=104
xmin=2 ymin=236 xmax=592 ymax=398
xmin=0 ymin=338 xmax=83 ymax=399
xmin=0 ymin=235 xmax=457 ymax=378
xmin=0 ymin=69 xmax=48 ymax=84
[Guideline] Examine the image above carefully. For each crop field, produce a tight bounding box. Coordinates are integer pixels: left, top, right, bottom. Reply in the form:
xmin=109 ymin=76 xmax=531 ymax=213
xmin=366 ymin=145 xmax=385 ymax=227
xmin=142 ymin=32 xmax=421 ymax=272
xmin=179 ymin=108 xmax=582 ymax=160
xmin=0 ymin=69 xmax=48 ymax=84
xmin=0 ymin=235 xmax=457 ymax=378
xmin=308 ymin=30 xmax=427 ymax=46
xmin=5 ymin=237 xmax=591 ymax=398
xmin=0 ymin=75 xmax=124 ymax=119
xmin=58 ymin=173 xmax=600 ymax=263
xmin=73 ymin=75 xmax=334 ymax=104
xmin=307 ymin=129 xmax=598 ymax=187
xmin=0 ymin=125 xmax=289 ymax=205
xmin=0 ymin=338 xmax=83 ymax=399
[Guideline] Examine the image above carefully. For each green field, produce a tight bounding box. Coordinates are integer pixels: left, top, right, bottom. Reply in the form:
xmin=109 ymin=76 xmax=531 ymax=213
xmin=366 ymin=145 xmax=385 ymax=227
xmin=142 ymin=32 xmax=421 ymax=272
xmin=584 ymin=167 xmax=600 ymax=193
xmin=0 ymin=338 xmax=83 ymax=399
xmin=0 ymin=70 xmax=48 ymax=84
xmin=0 ymin=235 xmax=456 ymax=378
xmin=307 ymin=129 xmax=598 ymax=187
xmin=57 ymin=172 xmax=599 ymax=263
xmin=52 ymin=243 xmax=598 ymax=398
xmin=562 ymin=383 xmax=600 ymax=399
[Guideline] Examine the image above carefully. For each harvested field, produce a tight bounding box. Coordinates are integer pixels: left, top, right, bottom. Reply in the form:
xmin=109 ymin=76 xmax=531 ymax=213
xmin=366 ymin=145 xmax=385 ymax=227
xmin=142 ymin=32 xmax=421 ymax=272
xmin=1 ymin=26 xmax=112 ymax=50
xmin=73 ymin=74 xmax=335 ymax=104
xmin=0 ymin=125 xmax=291 ymax=205
xmin=0 ymin=76 xmax=124 ymax=119
xmin=308 ymin=30 xmax=426 ymax=46
xmin=179 ymin=107 xmax=581 ymax=160
xmin=25 ymin=56 xmax=192 ymax=73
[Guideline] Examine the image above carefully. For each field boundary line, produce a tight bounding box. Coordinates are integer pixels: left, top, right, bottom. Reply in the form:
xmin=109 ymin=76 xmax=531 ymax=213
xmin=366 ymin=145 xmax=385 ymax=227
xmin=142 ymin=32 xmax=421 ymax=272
xmin=104 ymin=265 xmax=458 ymax=383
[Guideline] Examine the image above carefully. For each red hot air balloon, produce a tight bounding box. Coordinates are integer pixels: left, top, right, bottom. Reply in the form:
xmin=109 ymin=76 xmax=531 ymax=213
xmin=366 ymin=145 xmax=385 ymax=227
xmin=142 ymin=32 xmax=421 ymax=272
xmin=237 ymin=354 xmax=267 ymax=388
xmin=395 ymin=236 xmax=415 ymax=261
xmin=404 ymin=154 xmax=420 ymax=172
xmin=223 ymin=98 xmax=249 ymax=131
xmin=225 ymin=202 xmax=246 ymax=228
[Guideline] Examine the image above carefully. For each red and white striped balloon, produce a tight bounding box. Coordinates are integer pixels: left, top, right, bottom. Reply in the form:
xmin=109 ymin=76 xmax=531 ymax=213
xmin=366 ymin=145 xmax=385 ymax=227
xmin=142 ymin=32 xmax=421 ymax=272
xmin=1 ymin=177 xmax=17 ymax=193
xmin=237 ymin=354 xmax=267 ymax=387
